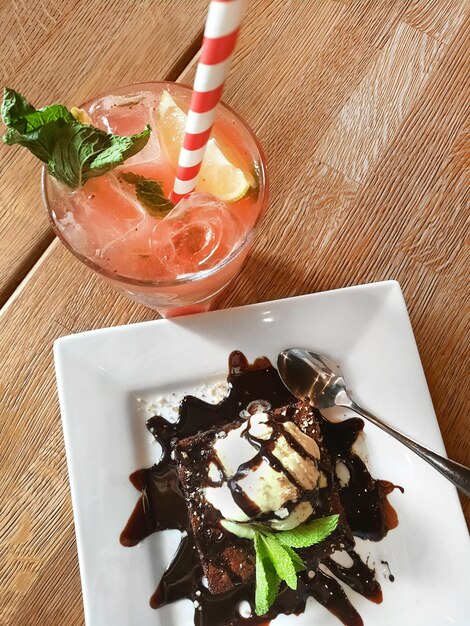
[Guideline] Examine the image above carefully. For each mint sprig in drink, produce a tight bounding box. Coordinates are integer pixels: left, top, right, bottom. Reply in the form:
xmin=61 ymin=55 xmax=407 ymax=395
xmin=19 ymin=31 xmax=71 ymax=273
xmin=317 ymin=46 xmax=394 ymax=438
xmin=2 ymin=83 xmax=267 ymax=316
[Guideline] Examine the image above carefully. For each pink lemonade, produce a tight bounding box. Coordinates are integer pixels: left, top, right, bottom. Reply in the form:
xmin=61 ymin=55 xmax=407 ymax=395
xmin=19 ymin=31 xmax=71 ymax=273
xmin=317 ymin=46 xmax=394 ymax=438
xmin=43 ymin=82 xmax=267 ymax=316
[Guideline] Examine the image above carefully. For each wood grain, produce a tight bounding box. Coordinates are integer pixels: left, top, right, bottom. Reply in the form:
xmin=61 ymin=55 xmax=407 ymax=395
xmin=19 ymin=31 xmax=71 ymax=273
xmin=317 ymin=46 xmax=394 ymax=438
xmin=0 ymin=0 xmax=206 ymax=306
xmin=404 ymin=0 xmax=469 ymax=43
xmin=1 ymin=1 xmax=469 ymax=625
xmin=316 ymin=22 xmax=444 ymax=182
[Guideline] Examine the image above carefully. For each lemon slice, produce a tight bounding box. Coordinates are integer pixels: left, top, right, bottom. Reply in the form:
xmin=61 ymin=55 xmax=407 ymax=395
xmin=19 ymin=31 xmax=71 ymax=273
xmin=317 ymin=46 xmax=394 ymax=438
xmin=71 ymin=106 xmax=92 ymax=125
xmin=157 ymin=90 xmax=186 ymax=166
xmin=157 ymin=91 xmax=250 ymax=202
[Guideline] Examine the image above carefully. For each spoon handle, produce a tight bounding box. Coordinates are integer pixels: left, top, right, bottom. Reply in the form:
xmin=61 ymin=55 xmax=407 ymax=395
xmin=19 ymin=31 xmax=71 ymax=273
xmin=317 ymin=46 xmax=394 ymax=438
xmin=339 ymin=392 xmax=470 ymax=498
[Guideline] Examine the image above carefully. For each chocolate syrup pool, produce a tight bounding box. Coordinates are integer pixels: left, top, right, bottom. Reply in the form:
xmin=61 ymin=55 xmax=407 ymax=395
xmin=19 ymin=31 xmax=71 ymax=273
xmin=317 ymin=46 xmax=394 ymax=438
xmin=120 ymin=352 xmax=402 ymax=626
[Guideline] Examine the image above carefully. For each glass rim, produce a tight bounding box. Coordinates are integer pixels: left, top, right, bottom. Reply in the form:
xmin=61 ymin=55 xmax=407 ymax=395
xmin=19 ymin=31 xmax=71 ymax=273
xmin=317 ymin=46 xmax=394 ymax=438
xmin=42 ymin=80 xmax=269 ymax=289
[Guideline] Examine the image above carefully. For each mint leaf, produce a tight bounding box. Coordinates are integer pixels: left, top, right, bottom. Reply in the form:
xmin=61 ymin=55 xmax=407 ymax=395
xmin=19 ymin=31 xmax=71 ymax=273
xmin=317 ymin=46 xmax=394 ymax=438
xmin=261 ymin=533 xmax=298 ymax=590
xmin=46 ymin=122 xmax=110 ymax=187
xmin=231 ymin=516 xmax=339 ymax=615
xmin=44 ymin=122 xmax=151 ymax=188
xmin=20 ymin=104 xmax=73 ymax=132
xmin=254 ymin=532 xmax=280 ymax=616
xmin=252 ymin=517 xmax=336 ymax=614
xmin=276 ymin=514 xmax=339 ymax=548
xmin=2 ymin=88 xmax=75 ymax=163
xmin=282 ymin=544 xmax=306 ymax=572
xmin=4 ymin=116 xmax=67 ymax=163
xmin=1 ymin=88 xmax=150 ymax=188
xmin=89 ymin=129 xmax=150 ymax=176
xmin=120 ymin=172 xmax=174 ymax=217
xmin=1 ymin=87 xmax=36 ymax=127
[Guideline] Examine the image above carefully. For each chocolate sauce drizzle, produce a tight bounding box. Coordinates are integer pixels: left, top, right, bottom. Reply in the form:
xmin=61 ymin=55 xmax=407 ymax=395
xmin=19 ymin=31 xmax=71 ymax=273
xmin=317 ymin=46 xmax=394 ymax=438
xmin=120 ymin=351 xmax=401 ymax=626
xmin=226 ymin=409 xmax=321 ymax=521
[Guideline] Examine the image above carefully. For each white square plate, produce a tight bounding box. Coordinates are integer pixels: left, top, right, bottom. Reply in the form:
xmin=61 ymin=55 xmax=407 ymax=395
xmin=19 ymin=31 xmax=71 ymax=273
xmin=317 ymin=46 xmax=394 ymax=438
xmin=54 ymin=281 xmax=470 ymax=626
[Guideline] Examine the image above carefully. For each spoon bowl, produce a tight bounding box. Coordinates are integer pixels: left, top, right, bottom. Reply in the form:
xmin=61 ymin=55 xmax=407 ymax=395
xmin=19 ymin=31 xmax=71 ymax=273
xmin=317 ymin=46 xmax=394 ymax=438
xmin=277 ymin=348 xmax=345 ymax=408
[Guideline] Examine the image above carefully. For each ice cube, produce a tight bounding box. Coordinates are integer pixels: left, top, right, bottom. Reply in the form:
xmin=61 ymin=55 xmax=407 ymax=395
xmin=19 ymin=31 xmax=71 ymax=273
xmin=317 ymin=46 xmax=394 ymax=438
xmin=87 ymin=91 xmax=158 ymax=135
xmin=87 ymin=91 xmax=162 ymax=167
xmin=62 ymin=174 xmax=145 ymax=256
xmin=150 ymin=192 xmax=245 ymax=277
xmin=99 ymin=217 xmax=173 ymax=281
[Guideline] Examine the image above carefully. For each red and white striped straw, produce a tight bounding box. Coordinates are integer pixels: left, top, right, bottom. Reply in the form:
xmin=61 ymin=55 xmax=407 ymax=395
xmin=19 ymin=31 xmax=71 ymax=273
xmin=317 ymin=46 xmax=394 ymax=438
xmin=171 ymin=0 xmax=247 ymax=203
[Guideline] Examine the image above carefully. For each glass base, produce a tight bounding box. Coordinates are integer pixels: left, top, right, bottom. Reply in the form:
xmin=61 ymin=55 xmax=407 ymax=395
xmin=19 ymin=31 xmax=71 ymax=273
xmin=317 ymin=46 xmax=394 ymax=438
xmin=157 ymin=300 xmax=213 ymax=318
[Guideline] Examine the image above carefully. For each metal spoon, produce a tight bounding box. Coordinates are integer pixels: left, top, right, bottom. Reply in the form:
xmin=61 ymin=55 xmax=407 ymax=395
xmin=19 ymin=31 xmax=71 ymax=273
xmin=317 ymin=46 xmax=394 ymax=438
xmin=277 ymin=348 xmax=470 ymax=498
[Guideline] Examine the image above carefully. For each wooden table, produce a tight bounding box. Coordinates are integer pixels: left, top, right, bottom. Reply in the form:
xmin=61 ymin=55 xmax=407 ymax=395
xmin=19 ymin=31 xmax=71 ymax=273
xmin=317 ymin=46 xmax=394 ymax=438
xmin=1 ymin=1 xmax=469 ymax=624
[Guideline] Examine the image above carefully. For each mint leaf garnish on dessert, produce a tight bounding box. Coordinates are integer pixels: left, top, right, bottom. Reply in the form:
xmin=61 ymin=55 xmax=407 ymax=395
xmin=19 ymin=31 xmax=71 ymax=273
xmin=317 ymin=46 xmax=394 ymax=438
xmin=1 ymin=87 xmax=151 ymax=188
xmin=119 ymin=172 xmax=174 ymax=216
xmin=281 ymin=544 xmax=306 ymax=572
xmin=254 ymin=532 xmax=280 ymax=617
xmin=252 ymin=514 xmax=339 ymax=615
xmin=276 ymin=514 xmax=340 ymax=548
xmin=260 ymin=532 xmax=298 ymax=589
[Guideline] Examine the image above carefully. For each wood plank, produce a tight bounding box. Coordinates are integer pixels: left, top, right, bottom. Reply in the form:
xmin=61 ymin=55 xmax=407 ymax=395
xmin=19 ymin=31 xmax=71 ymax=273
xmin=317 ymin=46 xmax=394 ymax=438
xmin=404 ymin=0 xmax=470 ymax=44
xmin=0 ymin=0 xmax=206 ymax=306
xmin=1 ymin=1 xmax=469 ymax=624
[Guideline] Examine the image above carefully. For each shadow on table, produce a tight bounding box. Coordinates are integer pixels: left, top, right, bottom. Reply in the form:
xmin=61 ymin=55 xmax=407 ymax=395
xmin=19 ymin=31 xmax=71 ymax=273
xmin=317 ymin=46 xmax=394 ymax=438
xmin=214 ymin=250 xmax=332 ymax=310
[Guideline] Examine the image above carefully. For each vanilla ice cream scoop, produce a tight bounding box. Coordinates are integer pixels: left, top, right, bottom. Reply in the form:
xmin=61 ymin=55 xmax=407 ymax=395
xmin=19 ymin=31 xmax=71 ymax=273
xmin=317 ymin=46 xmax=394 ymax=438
xmin=204 ymin=407 xmax=321 ymax=531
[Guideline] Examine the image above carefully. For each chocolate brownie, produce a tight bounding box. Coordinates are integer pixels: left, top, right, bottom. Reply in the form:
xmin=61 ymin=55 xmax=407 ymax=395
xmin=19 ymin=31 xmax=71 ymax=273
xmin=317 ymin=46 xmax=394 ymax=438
xmin=174 ymin=400 xmax=353 ymax=594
